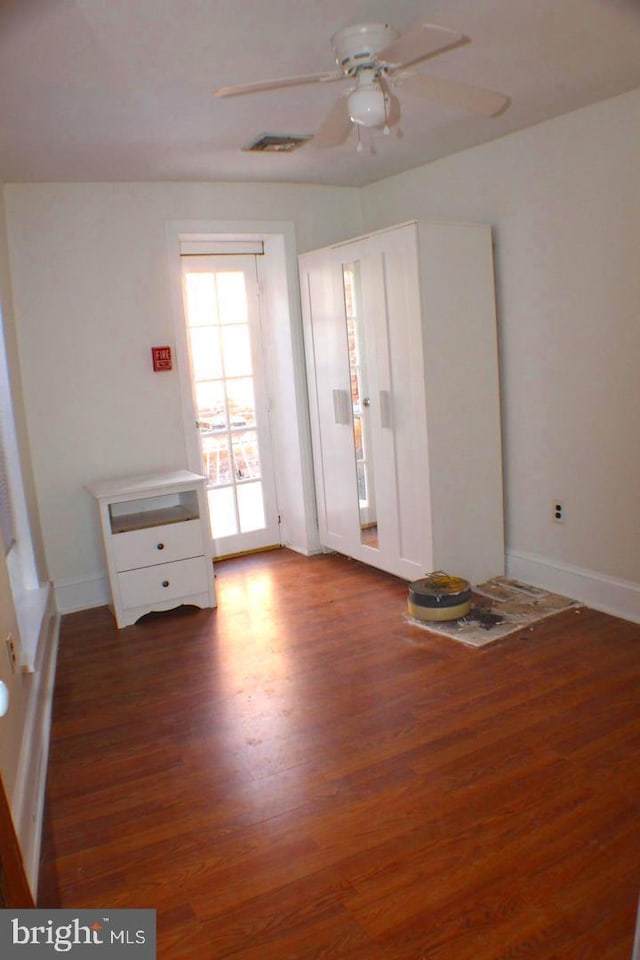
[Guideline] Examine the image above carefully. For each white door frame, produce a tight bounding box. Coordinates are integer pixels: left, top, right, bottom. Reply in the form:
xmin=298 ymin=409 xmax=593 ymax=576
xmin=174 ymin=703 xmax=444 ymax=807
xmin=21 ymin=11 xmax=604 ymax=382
xmin=165 ymin=220 xmax=321 ymax=558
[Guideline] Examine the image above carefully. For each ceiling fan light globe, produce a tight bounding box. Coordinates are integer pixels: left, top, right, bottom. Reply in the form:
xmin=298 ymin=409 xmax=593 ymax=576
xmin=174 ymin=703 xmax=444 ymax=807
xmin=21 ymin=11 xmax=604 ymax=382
xmin=348 ymin=85 xmax=386 ymax=127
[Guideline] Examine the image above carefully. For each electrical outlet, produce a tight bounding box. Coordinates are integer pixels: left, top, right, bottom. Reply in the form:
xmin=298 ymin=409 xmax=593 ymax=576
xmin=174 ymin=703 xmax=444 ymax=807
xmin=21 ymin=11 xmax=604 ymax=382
xmin=5 ymin=633 xmax=17 ymax=673
xmin=553 ymin=501 xmax=564 ymax=523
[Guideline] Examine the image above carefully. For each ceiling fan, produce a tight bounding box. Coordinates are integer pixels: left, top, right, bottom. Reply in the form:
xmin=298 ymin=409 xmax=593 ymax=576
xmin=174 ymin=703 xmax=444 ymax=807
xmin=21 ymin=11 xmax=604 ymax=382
xmin=213 ymin=21 xmax=510 ymax=148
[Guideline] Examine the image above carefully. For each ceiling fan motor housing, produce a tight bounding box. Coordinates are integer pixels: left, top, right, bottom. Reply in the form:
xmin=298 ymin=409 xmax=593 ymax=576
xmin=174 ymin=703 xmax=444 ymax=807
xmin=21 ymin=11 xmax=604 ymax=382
xmin=331 ymin=23 xmax=399 ymax=74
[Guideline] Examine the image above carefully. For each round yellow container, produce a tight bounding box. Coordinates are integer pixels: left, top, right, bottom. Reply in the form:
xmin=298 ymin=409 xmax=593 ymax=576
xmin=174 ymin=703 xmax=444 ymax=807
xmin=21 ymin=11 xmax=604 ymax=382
xmin=408 ymin=571 xmax=471 ymax=622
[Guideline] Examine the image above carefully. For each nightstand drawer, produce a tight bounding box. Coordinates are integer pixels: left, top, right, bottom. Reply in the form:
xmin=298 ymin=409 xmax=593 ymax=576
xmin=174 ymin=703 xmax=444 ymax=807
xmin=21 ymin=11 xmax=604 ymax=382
xmin=112 ymin=519 xmax=204 ymax=572
xmin=117 ymin=557 xmax=211 ymax=608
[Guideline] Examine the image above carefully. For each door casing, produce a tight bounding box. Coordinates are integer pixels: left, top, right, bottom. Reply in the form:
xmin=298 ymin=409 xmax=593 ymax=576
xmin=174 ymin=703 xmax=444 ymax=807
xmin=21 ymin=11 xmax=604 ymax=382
xmin=166 ymin=220 xmax=321 ymax=559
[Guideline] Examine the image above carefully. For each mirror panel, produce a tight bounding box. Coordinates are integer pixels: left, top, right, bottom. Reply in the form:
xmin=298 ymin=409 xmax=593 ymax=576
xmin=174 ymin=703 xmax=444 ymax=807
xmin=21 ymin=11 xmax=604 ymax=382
xmin=342 ymin=263 xmax=378 ymax=549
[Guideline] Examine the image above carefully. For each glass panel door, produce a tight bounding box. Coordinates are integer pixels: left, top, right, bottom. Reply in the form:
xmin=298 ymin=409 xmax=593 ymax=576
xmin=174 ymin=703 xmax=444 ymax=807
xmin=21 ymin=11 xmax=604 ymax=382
xmin=181 ymin=256 xmax=280 ymax=557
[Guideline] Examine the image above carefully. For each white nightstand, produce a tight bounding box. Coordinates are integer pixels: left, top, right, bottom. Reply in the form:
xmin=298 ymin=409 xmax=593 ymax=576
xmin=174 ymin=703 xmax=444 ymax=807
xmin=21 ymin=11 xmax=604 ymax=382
xmin=87 ymin=470 xmax=216 ymax=628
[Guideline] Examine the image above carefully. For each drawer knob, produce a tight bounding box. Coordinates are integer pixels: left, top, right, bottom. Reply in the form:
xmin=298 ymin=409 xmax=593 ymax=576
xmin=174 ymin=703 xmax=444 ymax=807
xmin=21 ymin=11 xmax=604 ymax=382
xmin=162 ymin=580 xmax=170 ymax=588
xmin=157 ymin=542 xmax=165 ymax=550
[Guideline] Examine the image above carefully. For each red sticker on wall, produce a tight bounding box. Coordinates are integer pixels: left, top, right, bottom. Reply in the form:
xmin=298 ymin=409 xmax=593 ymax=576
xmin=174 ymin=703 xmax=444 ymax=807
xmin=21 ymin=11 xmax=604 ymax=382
xmin=152 ymin=346 xmax=172 ymax=371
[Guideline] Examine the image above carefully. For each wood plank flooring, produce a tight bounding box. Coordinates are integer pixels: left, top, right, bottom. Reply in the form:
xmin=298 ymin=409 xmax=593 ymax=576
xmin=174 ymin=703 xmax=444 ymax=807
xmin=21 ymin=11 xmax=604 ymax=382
xmin=38 ymin=549 xmax=640 ymax=958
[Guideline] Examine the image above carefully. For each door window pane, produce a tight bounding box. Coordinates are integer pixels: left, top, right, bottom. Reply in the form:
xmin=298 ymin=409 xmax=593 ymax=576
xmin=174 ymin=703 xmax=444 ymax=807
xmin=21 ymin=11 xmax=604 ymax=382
xmin=189 ymin=326 xmax=223 ymax=381
xmin=231 ymin=430 xmax=261 ymax=481
xmin=202 ymin=433 xmax=232 ymax=486
xmin=208 ymin=487 xmax=237 ymax=539
xmin=226 ymin=377 xmax=256 ymax=430
xmin=238 ymin=482 xmax=265 ymax=533
xmin=184 ymin=273 xmax=218 ymax=326
xmin=195 ymin=381 xmax=227 ymax=431
xmin=217 ymin=272 xmax=247 ymax=323
xmin=221 ymin=325 xmax=252 ymax=377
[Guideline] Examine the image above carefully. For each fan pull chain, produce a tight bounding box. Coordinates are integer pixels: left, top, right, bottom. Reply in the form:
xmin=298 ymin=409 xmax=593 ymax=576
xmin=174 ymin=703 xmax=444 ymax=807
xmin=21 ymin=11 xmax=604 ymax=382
xmin=383 ymin=91 xmax=390 ymax=135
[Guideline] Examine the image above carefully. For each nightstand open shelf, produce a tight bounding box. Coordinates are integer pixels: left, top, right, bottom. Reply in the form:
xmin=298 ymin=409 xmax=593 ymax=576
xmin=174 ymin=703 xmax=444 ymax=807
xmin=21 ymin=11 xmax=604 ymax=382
xmin=109 ymin=491 xmax=200 ymax=534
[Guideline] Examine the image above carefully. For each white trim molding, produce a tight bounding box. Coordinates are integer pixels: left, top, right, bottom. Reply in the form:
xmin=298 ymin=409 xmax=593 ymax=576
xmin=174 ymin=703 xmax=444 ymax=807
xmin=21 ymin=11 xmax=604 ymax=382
xmin=11 ymin=587 xmax=60 ymax=898
xmin=54 ymin=574 xmax=109 ymax=614
xmin=165 ymin=218 xmax=320 ymax=559
xmin=506 ymin=550 xmax=640 ymax=624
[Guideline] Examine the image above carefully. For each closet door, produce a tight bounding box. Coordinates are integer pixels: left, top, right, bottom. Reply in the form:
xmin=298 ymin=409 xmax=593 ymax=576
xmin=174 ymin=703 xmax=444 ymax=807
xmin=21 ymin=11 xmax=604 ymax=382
xmin=301 ymin=230 xmax=436 ymax=581
xmin=299 ymin=248 xmax=361 ymax=557
xmin=326 ymin=232 xmax=431 ymax=580
xmin=362 ymin=224 xmax=432 ymax=579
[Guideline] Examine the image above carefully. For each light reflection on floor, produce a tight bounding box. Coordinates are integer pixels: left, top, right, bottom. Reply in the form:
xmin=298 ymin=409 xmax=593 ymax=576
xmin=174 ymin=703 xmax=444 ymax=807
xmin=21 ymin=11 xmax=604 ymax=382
xmin=212 ymin=566 xmax=308 ymax=809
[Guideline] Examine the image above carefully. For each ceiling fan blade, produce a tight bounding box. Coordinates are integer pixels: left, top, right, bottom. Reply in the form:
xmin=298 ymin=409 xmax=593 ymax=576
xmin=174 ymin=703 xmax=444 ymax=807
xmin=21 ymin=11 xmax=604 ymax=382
xmin=214 ymin=70 xmax=343 ymax=98
xmin=378 ymin=22 xmax=468 ymax=68
xmin=398 ymin=73 xmax=510 ymax=117
xmin=311 ymin=96 xmax=352 ymax=147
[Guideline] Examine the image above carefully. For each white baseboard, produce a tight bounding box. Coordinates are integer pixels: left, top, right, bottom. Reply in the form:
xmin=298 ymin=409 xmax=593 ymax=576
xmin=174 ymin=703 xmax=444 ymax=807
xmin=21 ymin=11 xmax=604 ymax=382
xmin=54 ymin=574 xmax=109 ymax=614
xmin=55 ymin=552 xmax=640 ymax=626
xmin=15 ymin=583 xmax=51 ymax=672
xmin=506 ymin=550 xmax=640 ymax=624
xmin=284 ymin=541 xmax=325 ymax=558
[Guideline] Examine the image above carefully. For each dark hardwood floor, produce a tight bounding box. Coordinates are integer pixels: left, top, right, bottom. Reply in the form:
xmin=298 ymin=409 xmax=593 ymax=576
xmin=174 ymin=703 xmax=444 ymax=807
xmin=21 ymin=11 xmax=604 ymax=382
xmin=38 ymin=549 xmax=640 ymax=958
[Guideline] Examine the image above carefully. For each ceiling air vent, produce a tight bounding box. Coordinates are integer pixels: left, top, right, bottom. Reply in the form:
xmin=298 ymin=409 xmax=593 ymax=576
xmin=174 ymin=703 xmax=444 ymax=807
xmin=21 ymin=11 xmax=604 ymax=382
xmin=243 ymin=133 xmax=311 ymax=153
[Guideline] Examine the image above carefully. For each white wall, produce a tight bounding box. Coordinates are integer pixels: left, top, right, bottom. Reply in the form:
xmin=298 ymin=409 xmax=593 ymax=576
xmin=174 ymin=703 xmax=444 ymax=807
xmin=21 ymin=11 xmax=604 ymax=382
xmin=361 ymin=88 xmax=640 ymax=618
xmin=3 ymin=182 xmax=363 ymax=609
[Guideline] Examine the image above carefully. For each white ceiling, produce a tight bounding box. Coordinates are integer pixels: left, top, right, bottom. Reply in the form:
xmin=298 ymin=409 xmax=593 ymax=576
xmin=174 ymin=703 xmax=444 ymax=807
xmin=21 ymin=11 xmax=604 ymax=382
xmin=1 ymin=0 xmax=640 ymax=188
